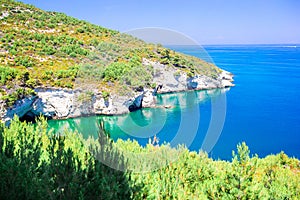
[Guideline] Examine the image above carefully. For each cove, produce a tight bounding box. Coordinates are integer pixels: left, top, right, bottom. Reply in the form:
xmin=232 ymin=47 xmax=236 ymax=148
xmin=48 ymin=45 xmax=300 ymax=160
xmin=48 ymin=88 xmax=228 ymax=153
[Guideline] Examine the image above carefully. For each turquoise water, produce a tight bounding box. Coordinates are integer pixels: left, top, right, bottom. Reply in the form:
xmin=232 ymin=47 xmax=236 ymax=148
xmin=48 ymin=45 xmax=300 ymax=160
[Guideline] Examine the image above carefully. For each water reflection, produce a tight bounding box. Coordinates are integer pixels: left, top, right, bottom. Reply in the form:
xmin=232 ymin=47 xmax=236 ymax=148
xmin=48 ymin=88 xmax=230 ymax=147
xmin=156 ymin=88 xmax=229 ymax=108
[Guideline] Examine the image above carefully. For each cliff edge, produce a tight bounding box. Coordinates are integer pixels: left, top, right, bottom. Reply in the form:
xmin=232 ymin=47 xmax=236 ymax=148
xmin=0 ymin=0 xmax=234 ymax=124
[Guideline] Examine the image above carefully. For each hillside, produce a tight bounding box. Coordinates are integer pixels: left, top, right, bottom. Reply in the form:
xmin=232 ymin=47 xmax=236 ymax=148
xmin=0 ymin=0 xmax=233 ymax=123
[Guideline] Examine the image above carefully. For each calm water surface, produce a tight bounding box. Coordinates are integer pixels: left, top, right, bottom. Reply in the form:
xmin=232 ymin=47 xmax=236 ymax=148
xmin=48 ymin=45 xmax=300 ymax=160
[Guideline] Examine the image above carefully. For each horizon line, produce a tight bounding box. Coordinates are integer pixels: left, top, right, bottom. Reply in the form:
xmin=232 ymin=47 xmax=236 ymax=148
xmin=163 ymin=43 xmax=300 ymax=46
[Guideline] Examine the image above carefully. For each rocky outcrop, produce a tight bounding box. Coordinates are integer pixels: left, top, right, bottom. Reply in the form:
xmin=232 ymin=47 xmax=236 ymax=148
xmin=1 ymin=96 xmax=37 ymax=125
xmin=29 ymin=88 xmax=154 ymax=119
xmin=0 ymin=59 xmax=234 ymax=124
xmin=186 ymin=71 xmax=234 ymax=90
xmin=143 ymin=58 xmax=234 ymax=93
xmin=0 ymin=87 xmax=156 ymax=125
xmin=32 ymin=88 xmax=74 ymax=118
xmin=143 ymin=58 xmax=187 ymax=93
xmin=219 ymin=70 xmax=235 ymax=87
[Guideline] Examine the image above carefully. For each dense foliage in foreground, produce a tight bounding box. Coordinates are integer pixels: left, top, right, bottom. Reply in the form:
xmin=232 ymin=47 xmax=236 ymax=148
xmin=0 ymin=118 xmax=299 ymax=199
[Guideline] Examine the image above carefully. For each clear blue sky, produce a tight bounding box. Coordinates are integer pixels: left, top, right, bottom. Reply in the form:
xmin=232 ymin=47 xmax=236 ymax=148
xmin=20 ymin=0 xmax=300 ymax=45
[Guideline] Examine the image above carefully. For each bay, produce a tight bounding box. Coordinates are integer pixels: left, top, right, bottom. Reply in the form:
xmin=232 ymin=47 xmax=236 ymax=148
xmin=48 ymin=44 xmax=300 ymax=160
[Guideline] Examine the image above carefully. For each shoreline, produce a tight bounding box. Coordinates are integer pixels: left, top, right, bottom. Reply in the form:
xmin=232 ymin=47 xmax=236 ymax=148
xmin=1 ymin=59 xmax=234 ymax=125
xmin=45 ymin=86 xmax=231 ymax=123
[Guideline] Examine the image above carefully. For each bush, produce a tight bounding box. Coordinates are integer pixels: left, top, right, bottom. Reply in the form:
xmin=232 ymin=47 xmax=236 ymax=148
xmin=0 ymin=88 xmax=36 ymax=107
xmin=76 ymin=27 xmax=85 ymax=33
xmin=15 ymin=56 xmax=35 ymax=68
xmin=60 ymin=44 xmax=89 ymax=57
xmin=0 ymin=66 xmax=19 ymax=85
xmin=103 ymin=62 xmax=129 ymax=81
xmin=41 ymin=46 xmax=56 ymax=55
xmin=102 ymin=91 xmax=110 ymax=101
xmin=0 ymin=117 xmax=299 ymax=199
xmin=77 ymin=91 xmax=94 ymax=102
xmin=121 ymin=65 xmax=152 ymax=88
xmin=0 ymin=117 xmax=131 ymax=199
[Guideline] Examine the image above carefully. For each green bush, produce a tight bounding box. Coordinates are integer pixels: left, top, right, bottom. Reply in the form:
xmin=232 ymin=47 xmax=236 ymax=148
xmin=102 ymin=91 xmax=110 ymax=101
xmin=0 ymin=66 xmax=19 ymax=85
xmin=15 ymin=56 xmax=35 ymax=68
xmin=41 ymin=45 xmax=56 ymax=55
xmin=103 ymin=62 xmax=129 ymax=81
xmin=77 ymin=91 xmax=94 ymax=102
xmin=76 ymin=27 xmax=85 ymax=33
xmin=0 ymin=117 xmax=299 ymax=199
xmin=0 ymin=117 xmax=131 ymax=200
xmin=121 ymin=65 xmax=152 ymax=88
xmin=60 ymin=44 xmax=89 ymax=57
xmin=0 ymin=88 xmax=36 ymax=107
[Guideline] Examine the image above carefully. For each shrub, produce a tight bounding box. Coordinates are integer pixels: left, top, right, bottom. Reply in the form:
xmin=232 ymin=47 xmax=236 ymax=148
xmin=1 ymin=88 xmax=36 ymax=107
xmin=89 ymin=38 xmax=99 ymax=46
xmin=60 ymin=44 xmax=89 ymax=57
xmin=76 ymin=27 xmax=85 ymax=33
xmin=77 ymin=91 xmax=94 ymax=102
xmin=0 ymin=66 xmax=19 ymax=85
xmin=121 ymin=65 xmax=152 ymax=88
xmin=69 ymin=52 xmax=76 ymax=58
xmin=41 ymin=46 xmax=56 ymax=55
xmin=102 ymin=91 xmax=110 ymax=101
xmin=103 ymin=62 xmax=129 ymax=81
xmin=0 ymin=117 xmax=131 ymax=199
xmin=14 ymin=56 xmax=35 ymax=68
xmin=0 ymin=115 xmax=299 ymax=199
xmin=150 ymin=83 xmax=157 ymax=89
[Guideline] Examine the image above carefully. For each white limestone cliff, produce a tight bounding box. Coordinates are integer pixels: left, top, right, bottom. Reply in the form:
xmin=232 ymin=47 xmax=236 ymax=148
xmin=0 ymin=59 xmax=234 ymax=124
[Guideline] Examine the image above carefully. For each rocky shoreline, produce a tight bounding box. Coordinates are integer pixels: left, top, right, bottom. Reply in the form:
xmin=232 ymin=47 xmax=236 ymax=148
xmin=0 ymin=59 xmax=234 ymax=125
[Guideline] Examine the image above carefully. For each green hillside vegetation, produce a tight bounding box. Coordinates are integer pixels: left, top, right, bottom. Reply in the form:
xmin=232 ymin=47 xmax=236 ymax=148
xmin=0 ymin=117 xmax=299 ymax=199
xmin=0 ymin=0 xmax=221 ymax=107
xmin=2 ymin=1 xmax=298 ymax=199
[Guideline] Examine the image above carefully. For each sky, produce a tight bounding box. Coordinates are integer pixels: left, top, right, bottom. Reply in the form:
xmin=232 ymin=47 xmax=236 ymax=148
xmin=19 ymin=0 xmax=300 ymax=45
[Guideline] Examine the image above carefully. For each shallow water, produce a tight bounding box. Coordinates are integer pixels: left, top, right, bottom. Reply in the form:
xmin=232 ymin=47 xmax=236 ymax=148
xmin=48 ymin=44 xmax=300 ymax=160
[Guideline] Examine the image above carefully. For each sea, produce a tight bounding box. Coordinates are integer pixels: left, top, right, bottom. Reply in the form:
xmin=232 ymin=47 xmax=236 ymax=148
xmin=48 ymin=44 xmax=300 ymax=160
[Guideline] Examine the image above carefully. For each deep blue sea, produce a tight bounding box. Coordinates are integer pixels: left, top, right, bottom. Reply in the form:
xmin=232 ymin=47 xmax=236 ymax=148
xmin=48 ymin=44 xmax=300 ymax=160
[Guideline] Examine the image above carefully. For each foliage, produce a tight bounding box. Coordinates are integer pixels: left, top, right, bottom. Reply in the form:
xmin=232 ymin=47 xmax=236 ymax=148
xmin=14 ymin=56 xmax=35 ymax=68
xmin=102 ymin=91 xmax=110 ymax=101
xmin=0 ymin=66 xmax=19 ymax=86
xmin=0 ymin=88 xmax=36 ymax=107
xmin=0 ymin=116 xmax=131 ymax=200
xmin=77 ymin=91 xmax=94 ymax=103
xmin=60 ymin=44 xmax=89 ymax=57
xmin=103 ymin=62 xmax=129 ymax=81
xmin=0 ymin=65 xmax=36 ymax=107
xmin=0 ymin=118 xmax=299 ymax=199
xmin=0 ymin=0 xmax=223 ymax=102
xmin=103 ymin=55 xmax=153 ymax=89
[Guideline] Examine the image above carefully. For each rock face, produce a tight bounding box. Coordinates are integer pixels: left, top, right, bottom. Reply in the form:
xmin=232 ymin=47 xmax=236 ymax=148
xmin=0 ymin=59 xmax=234 ymax=124
xmin=0 ymin=87 xmax=156 ymax=125
xmin=143 ymin=58 xmax=234 ymax=93
xmin=30 ymin=88 xmax=154 ymax=119
xmin=0 ymin=96 xmax=37 ymax=125
xmin=32 ymin=88 xmax=74 ymax=118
